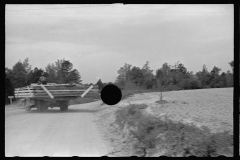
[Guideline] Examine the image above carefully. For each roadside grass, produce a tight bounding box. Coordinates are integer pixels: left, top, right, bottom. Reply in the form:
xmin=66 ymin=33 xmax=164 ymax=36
xmin=121 ymin=88 xmax=162 ymax=101
xmin=5 ymin=100 xmax=26 ymax=110
xmin=114 ymin=103 xmax=233 ymax=157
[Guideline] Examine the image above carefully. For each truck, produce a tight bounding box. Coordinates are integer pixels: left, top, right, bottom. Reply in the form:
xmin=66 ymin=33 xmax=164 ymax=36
xmin=14 ymin=83 xmax=99 ymax=112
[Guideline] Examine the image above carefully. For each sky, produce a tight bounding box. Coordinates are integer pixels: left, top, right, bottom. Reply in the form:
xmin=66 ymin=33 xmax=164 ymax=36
xmin=5 ymin=4 xmax=233 ymax=84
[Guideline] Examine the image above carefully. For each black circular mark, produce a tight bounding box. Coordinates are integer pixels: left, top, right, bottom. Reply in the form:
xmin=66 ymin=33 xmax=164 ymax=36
xmin=100 ymin=84 xmax=122 ymax=105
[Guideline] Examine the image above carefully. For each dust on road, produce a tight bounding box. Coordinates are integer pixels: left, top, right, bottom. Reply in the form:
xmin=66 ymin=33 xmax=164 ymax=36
xmin=5 ymin=101 xmax=110 ymax=157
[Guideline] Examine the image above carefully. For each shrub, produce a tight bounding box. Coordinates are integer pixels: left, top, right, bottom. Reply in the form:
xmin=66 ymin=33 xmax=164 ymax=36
xmin=165 ymin=84 xmax=181 ymax=91
xmin=180 ymin=79 xmax=202 ymax=90
xmin=190 ymin=79 xmax=202 ymax=89
xmin=115 ymin=103 xmax=148 ymax=129
xmin=114 ymin=104 xmax=233 ymax=157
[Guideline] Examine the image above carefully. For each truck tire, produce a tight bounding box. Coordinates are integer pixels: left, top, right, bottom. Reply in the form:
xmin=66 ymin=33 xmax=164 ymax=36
xmin=60 ymin=105 xmax=68 ymax=111
xmin=59 ymin=101 xmax=68 ymax=111
xmin=65 ymin=106 xmax=68 ymax=111
xmin=25 ymin=106 xmax=31 ymax=111
xmin=60 ymin=106 xmax=65 ymax=111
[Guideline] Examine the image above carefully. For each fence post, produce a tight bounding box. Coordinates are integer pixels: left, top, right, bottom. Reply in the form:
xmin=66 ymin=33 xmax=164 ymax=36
xmin=8 ymin=96 xmax=14 ymax=104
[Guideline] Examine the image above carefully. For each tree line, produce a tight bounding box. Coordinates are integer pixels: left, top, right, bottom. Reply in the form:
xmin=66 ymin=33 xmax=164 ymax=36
xmin=5 ymin=58 xmax=82 ymax=104
xmin=5 ymin=58 xmax=234 ymax=104
xmin=115 ymin=60 xmax=234 ymax=91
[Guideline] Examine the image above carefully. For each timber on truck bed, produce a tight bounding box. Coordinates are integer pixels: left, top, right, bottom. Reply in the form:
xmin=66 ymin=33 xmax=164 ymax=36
xmin=14 ymin=83 xmax=99 ymax=112
xmin=14 ymin=84 xmax=99 ymax=98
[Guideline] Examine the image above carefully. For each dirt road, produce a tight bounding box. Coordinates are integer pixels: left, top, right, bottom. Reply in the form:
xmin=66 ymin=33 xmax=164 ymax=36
xmin=5 ymin=101 xmax=110 ymax=157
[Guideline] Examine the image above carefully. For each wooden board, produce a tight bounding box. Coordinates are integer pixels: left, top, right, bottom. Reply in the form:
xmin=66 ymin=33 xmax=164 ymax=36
xmin=40 ymin=84 xmax=54 ymax=99
xmin=14 ymin=84 xmax=99 ymax=98
xmin=14 ymin=89 xmax=98 ymax=93
xmin=81 ymin=85 xmax=94 ymax=98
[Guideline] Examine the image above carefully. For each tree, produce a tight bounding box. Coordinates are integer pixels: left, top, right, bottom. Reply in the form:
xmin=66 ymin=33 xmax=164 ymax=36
xmin=115 ymin=63 xmax=132 ymax=87
xmin=142 ymin=61 xmax=153 ymax=73
xmin=5 ymin=73 xmax=14 ymax=104
xmin=211 ymin=66 xmax=221 ymax=76
xmin=128 ymin=66 xmax=144 ymax=87
xmin=181 ymin=79 xmax=201 ymax=90
xmin=11 ymin=61 xmax=28 ymax=88
xmin=228 ymin=60 xmax=234 ymax=74
xmin=45 ymin=59 xmax=82 ymax=84
xmin=45 ymin=63 xmax=57 ymax=83
xmin=68 ymin=69 xmax=82 ymax=84
xmin=55 ymin=59 xmax=65 ymax=83
xmin=54 ymin=60 xmax=82 ymax=84
xmin=5 ymin=67 xmax=14 ymax=86
xmin=171 ymin=61 xmax=180 ymax=72
xmin=209 ymin=66 xmax=222 ymax=88
xmin=157 ymin=62 xmax=171 ymax=77
xmin=226 ymin=70 xmax=233 ymax=87
xmin=156 ymin=63 xmax=171 ymax=86
xmin=219 ymin=72 xmax=228 ymax=88
xmin=141 ymin=61 xmax=155 ymax=89
xmin=22 ymin=58 xmax=31 ymax=74
xmin=27 ymin=67 xmax=44 ymax=84
xmin=96 ymin=79 xmax=104 ymax=91
xmin=61 ymin=60 xmax=73 ymax=83
xmin=195 ymin=64 xmax=210 ymax=88
xmin=177 ymin=63 xmax=187 ymax=74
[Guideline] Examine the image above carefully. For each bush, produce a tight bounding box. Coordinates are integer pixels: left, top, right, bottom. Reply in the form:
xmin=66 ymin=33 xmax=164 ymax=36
xmin=115 ymin=103 xmax=148 ymax=129
xmin=164 ymin=84 xmax=181 ymax=91
xmin=114 ymin=104 xmax=233 ymax=157
xmin=5 ymin=73 xmax=14 ymax=104
xmin=180 ymin=79 xmax=202 ymax=90
xmin=190 ymin=79 xmax=202 ymax=89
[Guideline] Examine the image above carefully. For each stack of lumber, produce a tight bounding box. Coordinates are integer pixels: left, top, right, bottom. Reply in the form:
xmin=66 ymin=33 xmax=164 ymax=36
xmin=14 ymin=84 xmax=99 ymax=98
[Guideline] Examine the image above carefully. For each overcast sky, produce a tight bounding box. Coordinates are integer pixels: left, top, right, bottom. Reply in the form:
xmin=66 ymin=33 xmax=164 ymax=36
xmin=5 ymin=4 xmax=233 ymax=84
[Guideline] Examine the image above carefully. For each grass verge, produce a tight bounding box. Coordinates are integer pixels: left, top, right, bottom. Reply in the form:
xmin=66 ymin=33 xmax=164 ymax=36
xmin=114 ymin=103 xmax=233 ymax=157
xmin=121 ymin=88 xmax=161 ymax=101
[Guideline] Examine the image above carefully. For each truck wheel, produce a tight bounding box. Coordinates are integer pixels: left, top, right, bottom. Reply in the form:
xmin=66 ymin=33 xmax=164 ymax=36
xmin=25 ymin=106 xmax=31 ymax=111
xmin=65 ymin=106 xmax=68 ymax=111
xmin=60 ymin=105 xmax=68 ymax=111
xmin=59 ymin=101 xmax=68 ymax=111
xmin=60 ymin=107 xmax=64 ymax=111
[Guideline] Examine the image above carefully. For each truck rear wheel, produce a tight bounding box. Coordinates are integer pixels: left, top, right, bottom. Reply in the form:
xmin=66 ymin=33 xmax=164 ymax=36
xmin=60 ymin=106 xmax=65 ymax=111
xmin=64 ymin=106 xmax=68 ymax=111
xmin=59 ymin=101 xmax=69 ymax=111
xmin=60 ymin=105 xmax=68 ymax=111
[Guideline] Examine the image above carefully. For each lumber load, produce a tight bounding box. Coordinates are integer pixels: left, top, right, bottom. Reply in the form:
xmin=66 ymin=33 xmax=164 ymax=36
xmin=14 ymin=84 xmax=99 ymax=98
